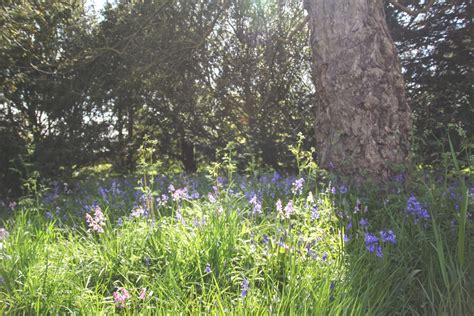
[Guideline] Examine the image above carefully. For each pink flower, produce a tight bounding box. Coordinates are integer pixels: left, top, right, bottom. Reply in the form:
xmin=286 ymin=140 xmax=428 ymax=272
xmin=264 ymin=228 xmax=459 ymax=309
xmin=139 ymin=288 xmax=146 ymax=300
xmin=85 ymin=205 xmax=106 ymax=233
xmin=113 ymin=288 xmax=131 ymax=308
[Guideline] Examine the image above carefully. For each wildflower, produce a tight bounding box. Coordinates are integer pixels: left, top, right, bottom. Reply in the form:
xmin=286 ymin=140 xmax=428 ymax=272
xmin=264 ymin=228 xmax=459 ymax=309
xmin=346 ymin=222 xmax=353 ymax=230
xmin=159 ymin=194 xmax=169 ymax=206
xmin=322 ymin=252 xmax=328 ymax=261
xmin=204 ymin=263 xmax=212 ymax=274
xmin=176 ymin=211 xmax=186 ymax=225
xmin=85 ymin=205 xmax=106 ymax=233
xmin=291 ymin=178 xmax=305 ymax=195
xmin=190 ymin=191 xmax=200 ymax=199
xmin=339 ymin=185 xmax=348 ymax=194
xmin=98 ymin=186 xmax=108 ymax=200
xmin=117 ymin=217 xmax=123 ymax=226
xmin=271 ymin=171 xmax=282 ymax=183
xmin=276 ymin=199 xmax=284 ymax=218
xmin=310 ymin=205 xmax=320 ymax=221
xmin=139 ymin=288 xmax=146 ymax=300
xmin=262 ymin=234 xmax=269 ymax=245
xmin=393 ymin=173 xmax=405 ymax=184
xmin=241 ymin=278 xmax=249 ymax=298
xmin=380 ymin=230 xmax=396 ymax=244
xmin=354 ymin=199 xmax=361 ymax=213
xmin=359 ymin=218 xmax=369 ymax=228
xmin=364 ymin=233 xmax=378 ymax=253
xmin=284 ymin=200 xmax=294 ymax=219
xmin=0 ymin=228 xmax=8 ymax=240
xmin=113 ymin=287 xmax=131 ymax=308
xmin=8 ymin=201 xmax=16 ymax=210
xmin=406 ymin=194 xmax=430 ymax=222
xmin=343 ymin=234 xmax=351 ymax=242
xmin=249 ymin=194 xmax=262 ymax=215
xmin=130 ymin=205 xmax=147 ymax=218
xmin=144 ymin=257 xmax=151 ymax=266
xmin=208 ymin=192 xmax=217 ymax=203
xmin=330 ymin=187 xmax=336 ymax=195
xmin=375 ymin=245 xmax=383 ymax=258
xmin=277 ymin=239 xmax=289 ymax=250
xmin=45 ymin=211 xmax=53 ymax=220
xmin=172 ymin=187 xmax=188 ymax=201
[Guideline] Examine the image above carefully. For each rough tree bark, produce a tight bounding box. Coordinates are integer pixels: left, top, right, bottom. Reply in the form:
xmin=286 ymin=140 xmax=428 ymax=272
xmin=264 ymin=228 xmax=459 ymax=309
xmin=304 ymin=0 xmax=412 ymax=182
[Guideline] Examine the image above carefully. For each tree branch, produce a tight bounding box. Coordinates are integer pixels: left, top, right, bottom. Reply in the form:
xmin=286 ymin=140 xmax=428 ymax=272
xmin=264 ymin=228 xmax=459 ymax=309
xmin=387 ymin=0 xmax=435 ymax=16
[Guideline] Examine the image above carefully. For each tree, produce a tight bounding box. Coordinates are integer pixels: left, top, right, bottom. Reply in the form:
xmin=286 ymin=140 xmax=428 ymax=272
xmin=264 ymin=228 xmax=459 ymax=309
xmin=386 ymin=0 xmax=472 ymax=165
xmin=304 ymin=0 xmax=421 ymax=182
xmin=0 ymin=0 xmax=104 ymax=180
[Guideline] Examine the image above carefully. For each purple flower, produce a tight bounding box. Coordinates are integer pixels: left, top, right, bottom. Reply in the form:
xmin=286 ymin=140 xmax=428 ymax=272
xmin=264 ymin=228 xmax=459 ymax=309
xmin=241 ymin=278 xmax=249 ymax=298
xmin=359 ymin=218 xmax=369 ymax=228
xmin=130 ymin=205 xmax=147 ymax=219
xmin=310 ymin=205 xmax=320 ymax=221
xmin=393 ymin=174 xmax=405 ymax=184
xmin=176 ymin=211 xmax=186 ymax=225
xmin=204 ymin=263 xmax=212 ymax=274
xmin=45 ymin=212 xmax=53 ymax=220
xmin=208 ymin=192 xmax=217 ymax=203
xmin=364 ymin=232 xmax=378 ymax=253
xmin=354 ymin=200 xmax=361 ymax=213
xmin=322 ymin=252 xmax=328 ymax=261
xmin=407 ymin=194 xmax=430 ymax=222
xmin=172 ymin=187 xmax=188 ymax=201
xmin=277 ymin=240 xmax=289 ymax=250
xmin=117 ymin=217 xmax=123 ymax=226
xmin=276 ymin=199 xmax=283 ymax=218
xmin=271 ymin=172 xmax=282 ymax=183
xmin=249 ymin=194 xmax=262 ymax=215
xmin=98 ymin=186 xmax=108 ymax=200
xmin=364 ymin=232 xmax=378 ymax=245
xmin=380 ymin=230 xmax=396 ymax=244
xmin=339 ymin=185 xmax=348 ymax=194
xmin=291 ymin=178 xmax=305 ymax=195
xmin=262 ymin=234 xmax=269 ymax=245
xmin=144 ymin=257 xmax=151 ymax=266
xmin=283 ymin=200 xmax=294 ymax=219
xmin=375 ymin=245 xmax=383 ymax=258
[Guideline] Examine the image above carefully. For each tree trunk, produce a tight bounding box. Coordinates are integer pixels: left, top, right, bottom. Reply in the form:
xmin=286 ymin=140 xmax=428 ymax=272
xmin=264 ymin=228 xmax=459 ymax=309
xmin=304 ymin=0 xmax=411 ymax=182
xmin=180 ymin=132 xmax=197 ymax=173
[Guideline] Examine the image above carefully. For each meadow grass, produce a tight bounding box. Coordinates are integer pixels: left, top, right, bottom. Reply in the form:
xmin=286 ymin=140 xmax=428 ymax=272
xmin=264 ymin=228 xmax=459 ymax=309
xmin=0 ymin=165 xmax=472 ymax=314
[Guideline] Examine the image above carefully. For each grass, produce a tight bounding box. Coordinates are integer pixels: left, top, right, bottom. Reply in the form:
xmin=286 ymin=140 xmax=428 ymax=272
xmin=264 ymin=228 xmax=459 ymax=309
xmin=0 ymin=167 xmax=472 ymax=314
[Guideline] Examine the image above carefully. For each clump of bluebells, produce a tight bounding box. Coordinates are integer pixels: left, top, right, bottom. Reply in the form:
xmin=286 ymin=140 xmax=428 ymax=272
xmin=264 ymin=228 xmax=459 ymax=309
xmin=363 ymin=230 xmax=397 ymax=258
xmin=406 ymin=194 xmax=430 ymax=223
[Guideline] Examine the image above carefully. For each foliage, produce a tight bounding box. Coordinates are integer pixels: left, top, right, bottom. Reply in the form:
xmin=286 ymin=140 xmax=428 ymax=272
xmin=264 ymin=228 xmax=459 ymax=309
xmin=386 ymin=0 xmax=473 ymax=165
